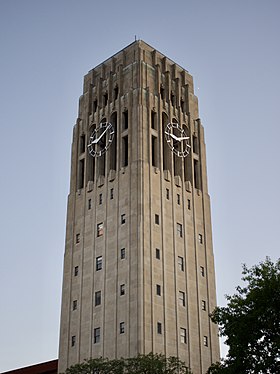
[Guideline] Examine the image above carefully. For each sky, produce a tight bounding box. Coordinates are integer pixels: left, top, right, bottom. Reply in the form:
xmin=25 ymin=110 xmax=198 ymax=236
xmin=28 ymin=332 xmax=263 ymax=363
xmin=0 ymin=0 xmax=279 ymax=371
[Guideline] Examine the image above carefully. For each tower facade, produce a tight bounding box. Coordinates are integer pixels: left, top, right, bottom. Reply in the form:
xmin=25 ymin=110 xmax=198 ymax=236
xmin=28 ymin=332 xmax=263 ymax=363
xmin=58 ymin=41 xmax=220 ymax=374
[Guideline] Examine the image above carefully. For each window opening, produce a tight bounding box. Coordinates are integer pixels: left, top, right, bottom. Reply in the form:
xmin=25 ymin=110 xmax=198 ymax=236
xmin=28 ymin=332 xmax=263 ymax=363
xmin=200 ymin=266 xmax=205 ymax=277
xmin=203 ymin=336 xmax=208 ymax=347
xmin=96 ymin=256 xmax=102 ymax=271
xmin=94 ymin=328 xmax=100 ymax=344
xmin=180 ymin=328 xmax=187 ymax=344
xmin=93 ymin=99 xmax=98 ymax=112
xmin=122 ymin=136 xmax=128 ymax=167
xmin=202 ymin=300 xmax=206 ymax=311
xmin=156 ymin=284 xmax=161 ymax=296
xmin=88 ymin=199 xmax=92 ymax=210
xmin=78 ymin=159 xmax=85 ymax=189
xmin=151 ymin=135 xmax=158 ymax=167
xmin=177 ymin=223 xmax=183 ymax=237
xmin=151 ymin=110 xmax=157 ymax=129
xmin=123 ymin=110 xmax=128 ymax=130
xmin=157 ymin=322 xmax=162 ymax=334
xmin=73 ymin=300 xmax=77 ymax=310
xmin=178 ymin=256 xmax=184 ymax=271
xmin=114 ymin=85 xmax=119 ymax=100
xmin=74 ymin=266 xmax=79 ymax=276
xmin=121 ymin=214 xmax=126 ymax=224
xmin=120 ymin=248 xmax=126 ymax=259
xmin=71 ymin=335 xmax=76 ymax=347
xmin=80 ymin=134 xmax=85 ymax=153
xmin=194 ymin=159 xmax=201 ymax=189
xmin=155 ymin=214 xmax=160 ymax=225
xmin=120 ymin=284 xmax=125 ymax=296
xmin=171 ymin=92 xmax=175 ymax=106
xmin=103 ymin=92 xmax=108 ymax=106
xmin=95 ymin=291 xmax=101 ymax=306
xmin=156 ymin=248 xmax=160 ymax=259
xmin=120 ymin=322 xmax=125 ymax=334
xmin=179 ymin=291 xmax=186 ymax=307
xmin=97 ymin=223 xmax=104 ymax=237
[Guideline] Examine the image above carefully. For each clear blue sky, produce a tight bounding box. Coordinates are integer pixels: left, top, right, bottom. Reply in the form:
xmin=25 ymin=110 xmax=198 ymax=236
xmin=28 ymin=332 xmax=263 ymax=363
xmin=0 ymin=0 xmax=279 ymax=371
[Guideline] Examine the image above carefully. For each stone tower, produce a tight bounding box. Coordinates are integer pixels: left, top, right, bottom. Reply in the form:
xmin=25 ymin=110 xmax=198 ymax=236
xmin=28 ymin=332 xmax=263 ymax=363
xmin=58 ymin=40 xmax=220 ymax=374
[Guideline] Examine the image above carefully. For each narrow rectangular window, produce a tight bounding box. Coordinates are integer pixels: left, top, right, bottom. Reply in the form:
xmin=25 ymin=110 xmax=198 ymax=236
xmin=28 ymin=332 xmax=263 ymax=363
xmin=177 ymin=194 xmax=180 ymax=205
xmin=97 ymin=222 xmax=103 ymax=237
xmin=88 ymin=199 xmax=92 ymax=210
xmin=96 ymin=256 xmax=102 ymax=271
xmin=114 ymin=85 xmax=119 ymax=100
xmin=120 ymin=248 xmax=126 ymax=259
xmin=80 ymin=134 xmax=85 ymax=154
xmin=202 ymin=300 xmax=206 ymax=311
xmin=200 ymin=266 xmax=205 ymax=277
xmin=166 ymin=188 xmax=169 ymax=200
xmin=151 ymin=135 xmax=158 ymax=167
xmin=180 ymin=328 xmax=187 ymax=344
xmin=203 ymin=336 xmax=208 ymax=347
xmin=94 ymin=327 xmax=100 ymax=344
xmin=95 ymin=291 xmax=101 ymax=306
xmin=74 ymin=266 xmax=79 ymax=276
xmin=73 ymin=300 xmax=77 ymax=310
xmin=120 ymin=322 xmax=125 ymax=334
xmin=122 ymin=136 xmax=128 ymax=167
xmin=120 ymin=284 xmax=125 ymax=296
xmin=177 ymin=223 xmax=183 ymax=237
xmin=194 ymin=159 xmax=201 ymax=189
xmin=198 ymin=234 xmax=203 ymax=244
xmin=103 ymin=92 xmax=108 ymax=106
xmin=121 ymin=214 xmax=126 ymax=224
xmin=156 ymin=284 xmax=161 ymax=296
xmin=123 ymin=110 xmax=128 ymax=129
xmin=71 ymin=335 xmax=76 ymax=347
xmin=193 ymin=135 xmax=199 ymax=154
xmin=157 ymin=322 xmax=162 ymax=334
xmin=155 ymin=214 xmax=160 ymax=225
xmin=110 ymin=188 xmax=114 ymax=199
xmin=179 ymin=291 xmax=186 ymax=307
xmin=76 ymin=233 xmax=80 ymax=244
xmin=151 ymin=110 xmax=156 ymax=129
xmin=178 ymin=256 xmax=184 ymax=272
xmin=93 ymin=99 xmax=97 ymax=112
xmin=187 ymin=199 xmax=191 ymax=210
xmin=155 ymin=248 xmax=160 ymax=260
xmin=99 ymin=193 xmax=102 ymax=205
xmin=78 ymin=159 xmax=85 ymax=189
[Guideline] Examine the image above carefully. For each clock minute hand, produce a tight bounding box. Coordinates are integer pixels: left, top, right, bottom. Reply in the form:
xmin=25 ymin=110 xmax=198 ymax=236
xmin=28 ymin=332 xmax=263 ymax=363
xmin=92 ymin=126 xmax=109 ymax=144
xmin=176 ymin=136 xmax=190 ymax=141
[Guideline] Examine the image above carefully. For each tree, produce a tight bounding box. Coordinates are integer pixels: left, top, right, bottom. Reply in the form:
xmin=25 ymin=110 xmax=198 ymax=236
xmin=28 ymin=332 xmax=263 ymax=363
xmin=208 ymin=257 xmax=280 ymax=374
xmin=63 ymin=353 xmax=192 ymax=374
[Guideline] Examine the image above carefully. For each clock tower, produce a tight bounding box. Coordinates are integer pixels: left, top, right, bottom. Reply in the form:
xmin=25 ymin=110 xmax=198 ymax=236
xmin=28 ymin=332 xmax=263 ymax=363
xmin=58 ymin=40 xmax=220 ymax=374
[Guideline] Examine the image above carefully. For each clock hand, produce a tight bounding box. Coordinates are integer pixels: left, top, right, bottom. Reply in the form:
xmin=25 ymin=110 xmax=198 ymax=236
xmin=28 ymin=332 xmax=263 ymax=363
xmin=165 ymin=131 xmax=180 ymax=142
xmin=92 ymin=126 xmax=109 ymax=144
xmin=176 ymin=136 xmax=190 ymax=141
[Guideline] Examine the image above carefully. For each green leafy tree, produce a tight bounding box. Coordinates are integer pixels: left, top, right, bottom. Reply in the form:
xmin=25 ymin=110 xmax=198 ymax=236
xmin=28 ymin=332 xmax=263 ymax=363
xmin=63 ymin=353 xmax=192 ymax=374
xmin=208 ymin=257 xmax=280 ymax=374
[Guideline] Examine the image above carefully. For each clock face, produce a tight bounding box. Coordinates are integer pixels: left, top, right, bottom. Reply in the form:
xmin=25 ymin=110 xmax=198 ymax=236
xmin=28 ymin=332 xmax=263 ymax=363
xmin=165 ymin=122 xmax=191 ymax=157
xmin=88 ymin=122 xmax=115 ymax=157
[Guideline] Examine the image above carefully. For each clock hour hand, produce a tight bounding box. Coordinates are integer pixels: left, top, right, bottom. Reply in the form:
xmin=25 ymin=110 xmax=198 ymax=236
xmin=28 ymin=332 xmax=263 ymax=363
xmin=165 ymin=131 xmax=180 ymax=142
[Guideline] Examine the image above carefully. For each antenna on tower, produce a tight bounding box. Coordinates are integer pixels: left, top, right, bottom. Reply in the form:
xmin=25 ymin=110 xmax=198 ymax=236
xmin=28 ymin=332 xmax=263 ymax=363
xmin=135 ymin=35 xmax=137 ymax=41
